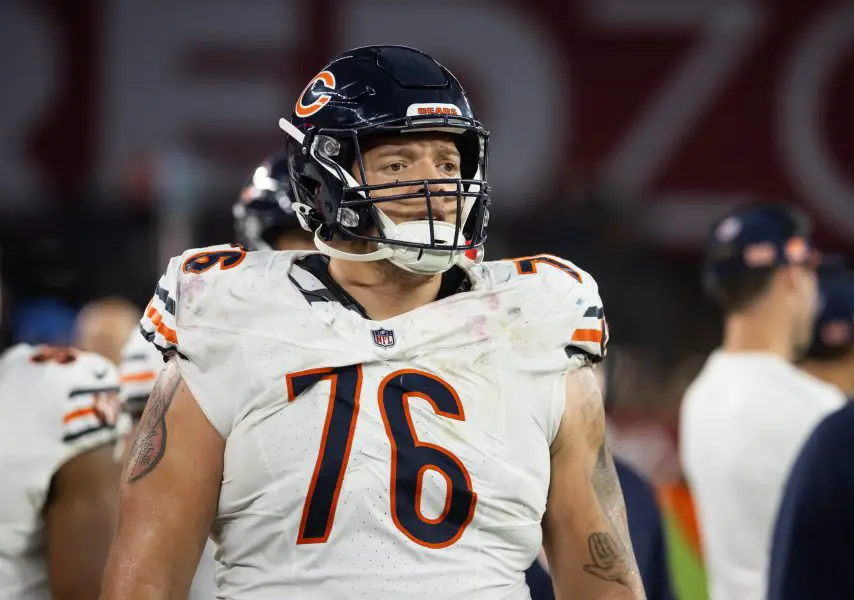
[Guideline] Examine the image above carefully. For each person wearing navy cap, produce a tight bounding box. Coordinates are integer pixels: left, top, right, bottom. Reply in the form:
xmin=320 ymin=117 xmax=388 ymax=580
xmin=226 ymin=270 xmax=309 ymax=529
xmin=768 ymin=266 xmax=854 ymax=600
xmin=797 ymin=264 xmax=854 ymax=397
xmin=679 ymin=202 xmax=847 ymax=600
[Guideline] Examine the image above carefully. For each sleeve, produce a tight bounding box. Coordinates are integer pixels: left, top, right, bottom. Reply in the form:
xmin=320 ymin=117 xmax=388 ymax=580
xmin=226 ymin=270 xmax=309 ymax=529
xmin=55 ymin=351 xmax=122 ymax=463
xmin=768 ymin=406 xmax=854 ymax=600
xmin=517 ymin=254 xmax=608 ymax=368
xmin=563 ymin=283 xmax=608 ymax=367
xmin=140 ymin=256 xmax=184 ymax=359
xmin=139 ymin=244 xmax=249 ymax=438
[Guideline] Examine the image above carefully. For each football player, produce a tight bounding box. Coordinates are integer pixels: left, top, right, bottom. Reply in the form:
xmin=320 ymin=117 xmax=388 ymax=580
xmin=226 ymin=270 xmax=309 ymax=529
xmin=0 ymin=338 xmax=122 ymax=598
xmin=767 ymin=266 xmax=854 ymax=599
xmin=102 ymin=45 xmax=644 ymax=599
xmin=232 ymin=153 xmax=314 ymax=252
xmin=680 ymin=203 xmax=846 ymax=600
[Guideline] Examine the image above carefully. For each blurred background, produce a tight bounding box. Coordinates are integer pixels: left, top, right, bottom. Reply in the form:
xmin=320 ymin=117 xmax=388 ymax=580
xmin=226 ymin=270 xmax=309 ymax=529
xmin=1 ymin=1 xmax=852 ymax=595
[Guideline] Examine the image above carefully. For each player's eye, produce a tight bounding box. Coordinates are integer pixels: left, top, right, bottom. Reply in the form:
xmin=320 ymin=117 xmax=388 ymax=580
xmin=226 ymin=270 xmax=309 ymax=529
xmin=383 ymin=162 xmax=406 ymax=174
xmin=439 ymin=161 xmax=460 ymax=175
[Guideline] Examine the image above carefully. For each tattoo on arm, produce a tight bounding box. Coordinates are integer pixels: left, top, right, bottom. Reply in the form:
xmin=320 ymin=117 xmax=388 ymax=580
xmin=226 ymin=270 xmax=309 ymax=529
xmin=584 ymin=532 xmax=630 ymax=586
xmin=576 ymin=367 xmax=642 ymax=593
xmin=582 ymin=442 xmax=632 ymax=586
xmin=125 ymin=360 xmax=181 ymax=483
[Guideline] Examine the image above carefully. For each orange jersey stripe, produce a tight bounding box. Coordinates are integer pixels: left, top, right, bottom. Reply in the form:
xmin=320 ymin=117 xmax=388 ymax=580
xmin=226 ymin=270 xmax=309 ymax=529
xmin=64 ymin=407 xmax=97 ymax=423
xmin=120 ymin=370 xmax=158 ymax=383
xmin=572 ymin=328 xmax=603 ymax=344
xmin=145 ymin=306 xmax=178 ymax=344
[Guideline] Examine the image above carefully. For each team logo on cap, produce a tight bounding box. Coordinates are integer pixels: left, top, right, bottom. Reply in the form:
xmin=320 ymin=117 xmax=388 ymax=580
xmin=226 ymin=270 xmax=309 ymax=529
xmin=295 ymin=71 xmax=336 ymax=118
xmin=744 ymin=243 xmax=778 ymax=267
xmin=371 ymin=328 xmax=396 ymax=348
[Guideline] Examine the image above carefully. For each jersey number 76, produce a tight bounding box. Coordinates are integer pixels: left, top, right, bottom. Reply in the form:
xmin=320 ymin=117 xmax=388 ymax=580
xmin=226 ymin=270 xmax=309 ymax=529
xmin=286 ymin=366 xmax=477 ymax=549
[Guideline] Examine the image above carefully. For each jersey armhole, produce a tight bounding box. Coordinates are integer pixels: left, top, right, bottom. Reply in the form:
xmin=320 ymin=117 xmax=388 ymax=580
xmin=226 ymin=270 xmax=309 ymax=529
xmin=548 ymin=375 xmax=568 ymax=447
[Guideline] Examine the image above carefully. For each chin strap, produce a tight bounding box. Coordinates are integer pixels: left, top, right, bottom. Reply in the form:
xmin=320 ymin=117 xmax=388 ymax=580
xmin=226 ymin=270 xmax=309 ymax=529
xmin=313 ymin=228 xmax=395 ymax=263
xmin=313 ymin=227 xmax=475 ymax=275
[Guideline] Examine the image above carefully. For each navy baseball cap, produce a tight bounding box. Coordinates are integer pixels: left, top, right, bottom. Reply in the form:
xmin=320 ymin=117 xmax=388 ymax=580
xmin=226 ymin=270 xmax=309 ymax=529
xmin=806 ymin=267 xmax=854 ymax=360
xmin=703 ymin=202 xmax=820 ymax=294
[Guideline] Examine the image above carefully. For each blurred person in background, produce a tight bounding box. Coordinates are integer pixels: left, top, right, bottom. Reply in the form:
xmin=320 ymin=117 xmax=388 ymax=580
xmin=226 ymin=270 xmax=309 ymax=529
xmin=526 ymin=348 xmax=674 ymax=600
xmin=680 ymin=202 xmax=846 ymax=600
xmin=102 ymin=46 xmax=644 ymax=599
xmin=0 ymin=258 xmax=124 ymax=599
xmin=232 ymin=153 xmax=314 ymax=252
xmin=795 ymin=263 xmax=854 ymax=398
xmin=114 ymin=153 xmax=314 ymax=600
xmin=767 ymin=266 xmax=854 ymax=600
xmin=73 ymin=296 xmax=140 ymax=364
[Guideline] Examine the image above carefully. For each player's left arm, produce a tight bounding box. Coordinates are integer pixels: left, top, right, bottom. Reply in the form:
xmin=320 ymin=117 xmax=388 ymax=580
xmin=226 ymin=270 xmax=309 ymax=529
xmin=542 ymin=365 xmax=646 ymax=600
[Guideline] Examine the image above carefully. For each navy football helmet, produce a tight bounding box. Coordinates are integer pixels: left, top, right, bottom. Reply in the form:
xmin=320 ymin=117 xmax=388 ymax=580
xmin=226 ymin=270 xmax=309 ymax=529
xmin=233 ymin=154 xmax=302 ymax=251
xmin=279 ymin=45 xmax=490 ymax=274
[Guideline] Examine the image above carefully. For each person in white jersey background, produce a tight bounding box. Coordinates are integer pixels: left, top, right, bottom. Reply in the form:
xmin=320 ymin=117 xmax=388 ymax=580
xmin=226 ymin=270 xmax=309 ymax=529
xmin=101 ymin=45 xmax=645 ymax=599
xmin=115 ymin=153 xmax=314 ymax=600
xmin=0 ymin=265 xmax=122 ymax=600
xmin=680 ymin=202 xmax=846 ymax=600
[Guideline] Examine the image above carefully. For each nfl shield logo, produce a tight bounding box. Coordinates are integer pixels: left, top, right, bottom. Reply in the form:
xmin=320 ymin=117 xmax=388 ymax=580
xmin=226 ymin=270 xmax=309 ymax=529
xmin=371 ymin=328 xmax=395 ymax=348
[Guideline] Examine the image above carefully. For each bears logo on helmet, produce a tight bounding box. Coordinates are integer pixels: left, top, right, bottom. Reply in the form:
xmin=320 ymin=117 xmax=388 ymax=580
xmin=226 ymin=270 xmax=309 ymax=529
xmin=295 ymin=71 xmax=337 ymax=118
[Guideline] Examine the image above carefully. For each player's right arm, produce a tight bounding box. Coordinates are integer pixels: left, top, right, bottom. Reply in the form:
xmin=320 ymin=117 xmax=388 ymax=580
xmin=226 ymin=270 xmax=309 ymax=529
xmin=101 ymin=358 xmax=223 ymax=600
xmin=102 ymin=245 xmax=245 ymax=599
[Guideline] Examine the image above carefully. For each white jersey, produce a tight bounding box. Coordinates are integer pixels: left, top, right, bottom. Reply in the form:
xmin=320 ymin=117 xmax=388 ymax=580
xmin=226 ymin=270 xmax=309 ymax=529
xmin=141 ymin=246 xmax=608 ymax=600
xmin=680 ymin=351 xmax=846 ymax=600
xmin=118 ymin=328 xmax=217 ymax=600
xmin=0 ymin=344 xmax=120 ymax=600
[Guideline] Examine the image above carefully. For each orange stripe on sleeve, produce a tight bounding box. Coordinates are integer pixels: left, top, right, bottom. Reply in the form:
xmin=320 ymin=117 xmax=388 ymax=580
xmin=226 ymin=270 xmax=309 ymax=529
xmin=120 ymin=371 xmax=158 ymax=383
xmin=571 ymin=328 xmax=603 ymax=344
xmin=145 ymin=306 xmax=178 ymax=345
xmin=64 ymin=407 xmax=97 ymax=423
